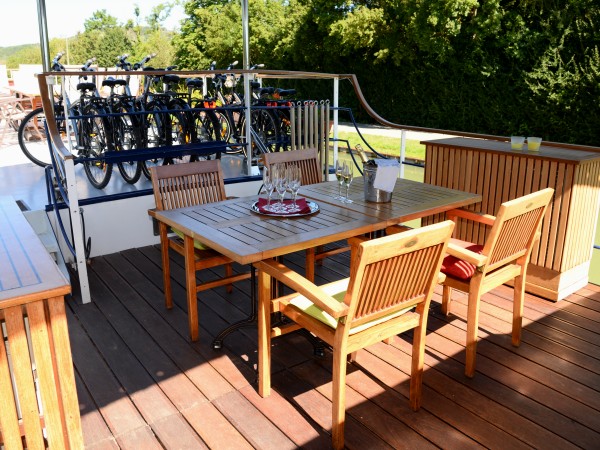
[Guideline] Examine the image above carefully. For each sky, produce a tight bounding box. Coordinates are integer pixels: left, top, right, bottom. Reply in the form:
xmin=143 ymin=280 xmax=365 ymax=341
xmin=0 ymin=0 xmax=186 ymax=48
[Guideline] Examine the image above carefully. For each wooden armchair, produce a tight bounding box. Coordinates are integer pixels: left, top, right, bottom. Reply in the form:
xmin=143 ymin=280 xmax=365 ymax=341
xmin=151 ymin=160 xmax=251 ymax=341
xmin=255 ymin=221 xmax=455 ymax=450
xmin=436 ymin=188 xmax=554 ymax=377
xmin=263 ymin=148 xmax=349 ymax=281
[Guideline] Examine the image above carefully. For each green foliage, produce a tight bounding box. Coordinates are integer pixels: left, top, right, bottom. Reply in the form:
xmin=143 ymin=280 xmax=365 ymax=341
xmin=4 ymin=1 xmax=598 ymax=146
xmin=84 ymin=10 xmax=119 ymax=32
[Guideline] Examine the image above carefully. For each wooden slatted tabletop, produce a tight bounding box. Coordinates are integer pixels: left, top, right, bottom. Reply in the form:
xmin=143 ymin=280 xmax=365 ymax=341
xmin=152 ymin=195 xmax=384 ymax=265
xmin=0 ymin=196 xmax=70 ymax=307
xmin=300 ymin=177 xmax=482 ymax=224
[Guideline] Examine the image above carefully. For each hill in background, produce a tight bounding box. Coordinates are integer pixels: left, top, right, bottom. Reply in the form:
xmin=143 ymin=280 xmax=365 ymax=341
xmin=0 ymin=44 xmax=39 ymax=65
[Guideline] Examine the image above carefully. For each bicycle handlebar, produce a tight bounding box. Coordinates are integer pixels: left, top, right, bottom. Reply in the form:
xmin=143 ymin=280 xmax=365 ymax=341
xmin=51 ymin=52 xmax=65 ymax=72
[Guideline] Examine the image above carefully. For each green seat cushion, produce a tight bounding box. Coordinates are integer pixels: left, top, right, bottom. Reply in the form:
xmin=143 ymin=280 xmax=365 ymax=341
xmin=288 ymin=279 xmax=414 ymax=335
xmin=172 ymin=228 xmax=210 ymax=251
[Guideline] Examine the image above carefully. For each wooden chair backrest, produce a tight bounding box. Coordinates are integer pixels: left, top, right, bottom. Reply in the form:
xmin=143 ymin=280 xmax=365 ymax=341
xmin=151 ymin=160 xmax=227 ymax=211
xmin=344 ymin=221 xmax=454 ymax=329
xmin=482 ymin=188 xmax=554 ymax=272
xmin=263 ymin=148 xmax=322 ymax=185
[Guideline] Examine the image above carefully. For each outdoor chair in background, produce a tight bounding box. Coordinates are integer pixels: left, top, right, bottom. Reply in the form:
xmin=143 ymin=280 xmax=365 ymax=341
xmin=0 ymin=96 xmax=28 ymax=144
xmin=263 ymin=147 xmax=349 ymax=281
xmin=255 ymin=220 xmax=455 ymax=450
xmin=151 ymin=160 xmax=251 ymax=341
xmin=391 ymin=188 xmax=554 ymax=377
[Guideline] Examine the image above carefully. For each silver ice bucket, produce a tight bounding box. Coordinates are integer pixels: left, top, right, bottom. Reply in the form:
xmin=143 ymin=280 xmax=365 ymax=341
xmin=363 ymin=164 xmax=392 ymax=203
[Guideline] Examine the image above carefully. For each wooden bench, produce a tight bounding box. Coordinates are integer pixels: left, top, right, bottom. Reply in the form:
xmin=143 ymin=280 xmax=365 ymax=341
xmin=0 ymin=196 xmax=83 ymax=449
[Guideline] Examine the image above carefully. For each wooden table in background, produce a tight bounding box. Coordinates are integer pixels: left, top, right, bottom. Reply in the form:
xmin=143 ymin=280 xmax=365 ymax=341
xmin=423 ymin=137 xmax=600 ymax=301
xmin=0 ymin=196 xmax=83 ymax=449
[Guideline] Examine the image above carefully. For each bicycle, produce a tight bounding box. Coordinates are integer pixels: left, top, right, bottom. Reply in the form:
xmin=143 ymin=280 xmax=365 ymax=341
xmin=75 ymin=58 xmax=115 ymax=189
xmin=17 ymin=52 xmax=80 ymax=167
xmin=206 ymin=61 xmax=280 ymax=160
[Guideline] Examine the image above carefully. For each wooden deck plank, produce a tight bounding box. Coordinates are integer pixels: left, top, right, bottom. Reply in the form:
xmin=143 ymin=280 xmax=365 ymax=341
xmin=74 ymin=372 xmax=119 ymax=450
xmin=70 ymin=274 xmax=208 ymax=449
xmin=212 ymin=390 xmax=298 ymax=449
xmin=64 ymin=244 xmax=600 ymax=449
xmin=65 ymin=305 xmax=162 ymax=447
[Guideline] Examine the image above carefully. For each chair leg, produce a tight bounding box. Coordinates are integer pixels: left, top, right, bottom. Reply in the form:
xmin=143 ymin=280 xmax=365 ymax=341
xmin=441 ymin=284 xmax=452 ymax=315
xmin=305 ymin=248 xmax=316 ymax=282
xmin=347 ymin=351 xmax=357 ymax=362
xmin=225 ymin=262 xmax=233 ymax=294
xmin=184 ymin=236 xmax=199 ymax=342
xmin=512 ymin=273 xmax=526 ymax=346
xmin=159 ymin=225 xmax=173 ymax=309
xmin=331 ymin=346 xmax=348 ymax=450
xmin=383 ymin=336 xmax=395 ymax=345
xmin=465 ymin=278 xmax=483 ymax=378
xmin=410 ymin=308 xmax=427 ymax=411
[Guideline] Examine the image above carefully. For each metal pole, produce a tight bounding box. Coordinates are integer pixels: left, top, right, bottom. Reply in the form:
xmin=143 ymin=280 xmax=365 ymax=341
xmin=399 ymin=129 xmax=406 ymax=179
xmin=36 ymin=0 xmax=51 ymax=71
xmin=333 ymin=77 xmax=339 ymax=164
xmin=241 ymin=0 xmax=253 ymax=175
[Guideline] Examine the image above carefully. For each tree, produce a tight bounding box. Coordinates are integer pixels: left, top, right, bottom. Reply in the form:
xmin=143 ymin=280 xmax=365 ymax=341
xmin=173 ymin=0 xmax=297 ymax=70
xmin=84 ymin=10 xmax=119 ymax=32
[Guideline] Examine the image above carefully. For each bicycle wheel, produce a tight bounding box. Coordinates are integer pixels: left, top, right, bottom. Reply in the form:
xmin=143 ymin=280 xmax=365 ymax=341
xmin=18 ymin=108 xmax=52 ymax=167
xmin=115 ymin=109 xmax=142 ymax=184
xmin=274 ymin=109 xmax=292 ymax=151
xmin=250 ymin=109 xmax=280 ymax=157
xmin=165 ymin=98 xmax=193 ymax=164
xmin=192 ymin=108 xmax=222 ymax=159
xmin=80 ymin=104 xmax=113 ymax=189
xmin=141 ymin=103 xmax=168 ymax=179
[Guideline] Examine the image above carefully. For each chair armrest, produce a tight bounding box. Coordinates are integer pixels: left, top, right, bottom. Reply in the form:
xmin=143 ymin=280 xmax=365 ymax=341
xmin=447 ymin=242 xmax=488 ymax=267
xmin=255 ymin=259 xmax=349 ymax=318
xmin=348 ymin=235 xmax=369 ymax=248
xmin=446 ymin=208 xmax=496 ymax=226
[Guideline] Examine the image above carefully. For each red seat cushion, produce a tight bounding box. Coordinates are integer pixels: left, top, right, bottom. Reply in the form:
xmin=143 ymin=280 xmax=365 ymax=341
xmin=441 ymin=240 xmax=484 ymax=280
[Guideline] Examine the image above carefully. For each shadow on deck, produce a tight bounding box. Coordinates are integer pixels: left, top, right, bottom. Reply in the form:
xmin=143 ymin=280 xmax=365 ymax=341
xmin=67 ymin=241 xmax=600 ymax=449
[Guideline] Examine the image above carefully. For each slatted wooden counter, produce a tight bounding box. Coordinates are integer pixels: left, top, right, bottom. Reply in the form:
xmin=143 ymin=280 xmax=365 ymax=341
xmin=423 ymin=137 xmax=600 ymax=301
xmin=0 ymin=196 xmax=83 ymax=449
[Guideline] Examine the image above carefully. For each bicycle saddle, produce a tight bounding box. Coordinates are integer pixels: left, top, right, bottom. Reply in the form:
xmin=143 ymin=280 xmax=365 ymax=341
xmin=274 ymin=88 xmax=296 ymax=97
xmin=102 ymin=78 xmax=127 ymax=88
xmin=186 ymin=78 xmax=203 ymax=88
xmin=76 ymin=82 xmax=97 ymax=92
xmin=163 ymin=74 xmax=180 ymax=84
xmin=250 ymin=81 xmax=261 ymax=89
xmin=258 ymin=87 xmax=275 ymax=96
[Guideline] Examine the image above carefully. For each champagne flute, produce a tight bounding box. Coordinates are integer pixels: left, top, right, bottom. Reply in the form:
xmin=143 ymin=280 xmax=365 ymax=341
xmin=335 ymin=160 xmax=344 ymax=200
xmin=263 ymin=166 xmax=274 ymax=210
xmin=274 ymin=164 xmax=288 ymax=211
xmin=288 ymin=165 xmax=302 ymax=210
xmin=343 ymin=162 xmax=354 ymax=203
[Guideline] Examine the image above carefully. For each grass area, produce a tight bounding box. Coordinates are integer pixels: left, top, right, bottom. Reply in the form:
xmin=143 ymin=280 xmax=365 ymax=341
xmin=332 ymin=131 xmax=426 ymax=161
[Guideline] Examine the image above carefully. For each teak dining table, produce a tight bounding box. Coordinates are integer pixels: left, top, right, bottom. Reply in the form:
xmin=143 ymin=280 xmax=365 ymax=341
xmin=150 ymin=177 xmax=481 ymax=383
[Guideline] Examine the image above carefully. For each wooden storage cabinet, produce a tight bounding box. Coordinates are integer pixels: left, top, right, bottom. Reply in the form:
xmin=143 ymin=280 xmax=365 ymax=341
xmin=0 ymin=196 xmax=83 ymax=449
xmin=423 ymin=138 xmax=600 ymax=301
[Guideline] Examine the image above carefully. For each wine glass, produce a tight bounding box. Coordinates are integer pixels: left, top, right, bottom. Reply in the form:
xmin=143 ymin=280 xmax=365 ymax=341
xmin=342 ymin=162 xmax=354 ymax=203
xmin=335 ymin=160 xmax=344 ymax=200
xmin=287 ymin=165 xmax=302 ymax=210
xmin=274 ymin=164 xmax=288 ymax=210
xmin=263 ymin=166 xmax=274 ymax=210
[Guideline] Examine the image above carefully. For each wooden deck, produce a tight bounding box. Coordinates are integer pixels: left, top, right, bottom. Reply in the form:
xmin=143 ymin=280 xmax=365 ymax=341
xmin=66 ymin=241 xmax=600 ymax=449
